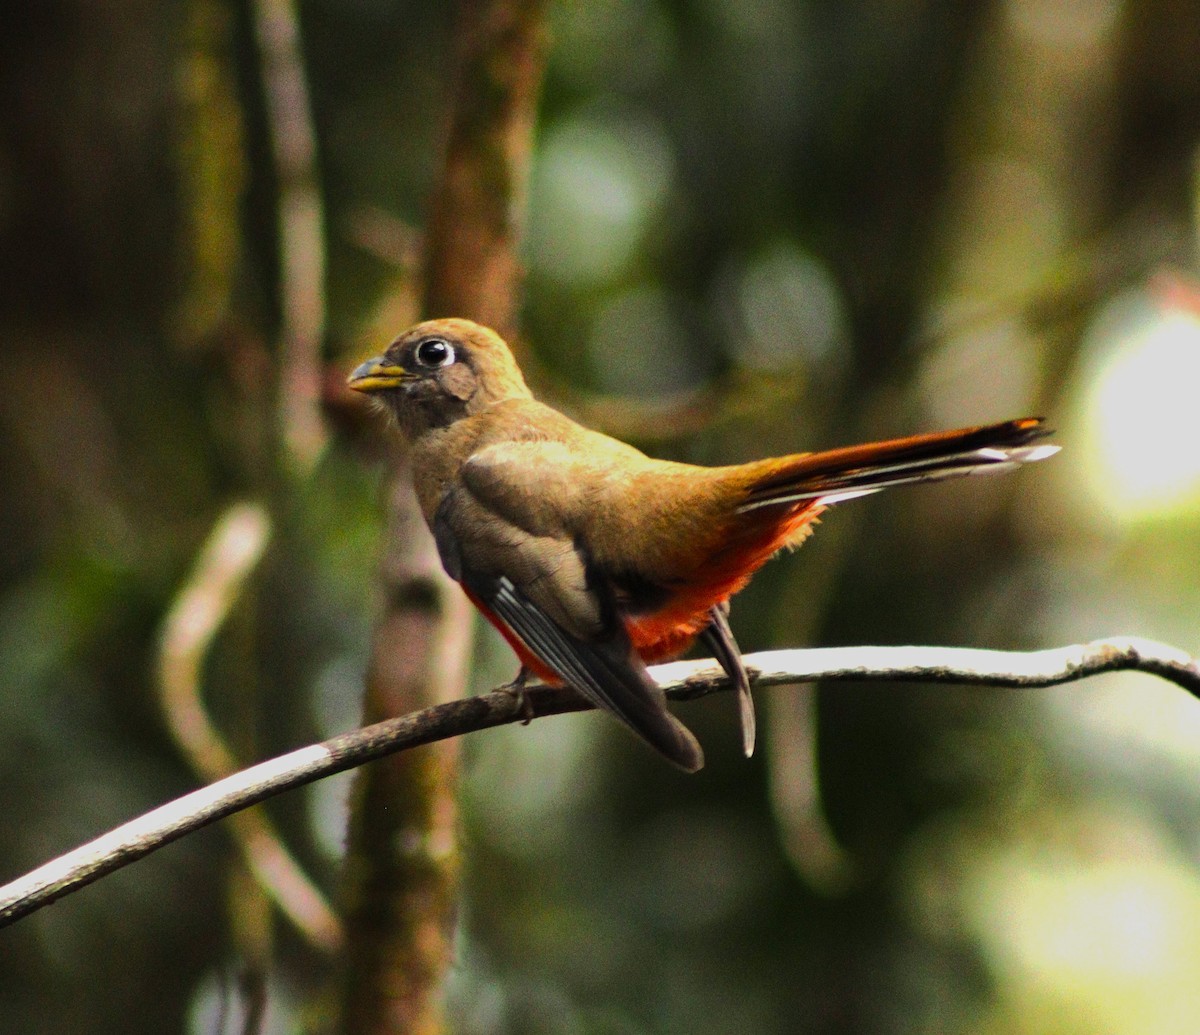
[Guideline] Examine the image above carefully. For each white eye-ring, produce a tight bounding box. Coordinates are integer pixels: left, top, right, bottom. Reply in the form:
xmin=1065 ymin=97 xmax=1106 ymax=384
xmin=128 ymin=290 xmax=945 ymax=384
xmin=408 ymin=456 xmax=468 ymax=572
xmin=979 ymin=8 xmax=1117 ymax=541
xmin=414 ymin=337 xmax=455 ymax=368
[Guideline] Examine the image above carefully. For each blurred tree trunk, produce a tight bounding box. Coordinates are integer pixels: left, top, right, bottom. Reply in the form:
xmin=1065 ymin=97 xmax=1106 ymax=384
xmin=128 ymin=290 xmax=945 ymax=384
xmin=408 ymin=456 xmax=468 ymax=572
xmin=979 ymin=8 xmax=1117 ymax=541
xmin=336 ymin=2 xmax=546 ymax=1033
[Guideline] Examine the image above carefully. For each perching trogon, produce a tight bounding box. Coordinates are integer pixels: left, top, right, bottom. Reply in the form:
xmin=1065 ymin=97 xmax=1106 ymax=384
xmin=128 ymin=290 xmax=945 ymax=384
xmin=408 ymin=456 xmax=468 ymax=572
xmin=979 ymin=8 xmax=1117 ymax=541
xmin=349 ymin=318 xmax=1057 ymax=772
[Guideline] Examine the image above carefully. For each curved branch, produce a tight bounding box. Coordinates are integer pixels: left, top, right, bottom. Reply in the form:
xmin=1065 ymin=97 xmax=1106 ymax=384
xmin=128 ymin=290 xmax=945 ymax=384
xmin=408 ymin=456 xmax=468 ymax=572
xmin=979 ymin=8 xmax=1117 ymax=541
xmin=1 ymin=636 xmax=1195 ymax=929
xmin=655 ymin=636 xmax=1200 ymax=697
xmin=158 ymin=501 xmax=343 ymax=952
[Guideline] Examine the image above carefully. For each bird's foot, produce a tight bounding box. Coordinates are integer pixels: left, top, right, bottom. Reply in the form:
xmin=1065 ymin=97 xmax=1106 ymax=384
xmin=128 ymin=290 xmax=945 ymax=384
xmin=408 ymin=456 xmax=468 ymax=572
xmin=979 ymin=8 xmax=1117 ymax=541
xmin=498 ymin=667 xmax=535 ymax=725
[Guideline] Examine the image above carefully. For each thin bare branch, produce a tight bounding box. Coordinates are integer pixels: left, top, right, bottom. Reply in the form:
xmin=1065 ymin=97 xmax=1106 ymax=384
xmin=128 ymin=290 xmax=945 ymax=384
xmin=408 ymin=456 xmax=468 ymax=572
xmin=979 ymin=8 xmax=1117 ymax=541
xmin=3 ymin=636 xmax=1196 ymax=929
xmin=159 ymin=502 xmax=343 ymax=951
xmin=251 ymin=0 xmax=329 ymax=473
xmin=768 ymin=684 xmax=858 ymax=895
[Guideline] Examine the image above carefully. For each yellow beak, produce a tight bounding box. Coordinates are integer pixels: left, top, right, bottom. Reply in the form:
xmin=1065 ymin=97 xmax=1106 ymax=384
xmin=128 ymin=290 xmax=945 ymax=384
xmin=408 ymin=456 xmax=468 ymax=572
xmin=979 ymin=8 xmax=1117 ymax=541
xmin=347 ymin=356 xmax=409 ymax=392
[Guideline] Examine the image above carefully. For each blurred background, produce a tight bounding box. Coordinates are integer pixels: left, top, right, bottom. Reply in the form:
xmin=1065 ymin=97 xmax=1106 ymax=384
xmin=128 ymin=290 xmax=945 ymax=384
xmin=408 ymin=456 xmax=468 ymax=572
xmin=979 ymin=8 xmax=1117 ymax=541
xmin=2 ymin=0 xmax=1200 ymax=1032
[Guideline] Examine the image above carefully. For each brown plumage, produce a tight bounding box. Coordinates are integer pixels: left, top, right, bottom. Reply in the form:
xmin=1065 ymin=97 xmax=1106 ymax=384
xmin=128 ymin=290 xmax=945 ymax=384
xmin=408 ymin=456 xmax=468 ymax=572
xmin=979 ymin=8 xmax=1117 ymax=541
xmin=349 ymin=318 xmax=1058 ymax=771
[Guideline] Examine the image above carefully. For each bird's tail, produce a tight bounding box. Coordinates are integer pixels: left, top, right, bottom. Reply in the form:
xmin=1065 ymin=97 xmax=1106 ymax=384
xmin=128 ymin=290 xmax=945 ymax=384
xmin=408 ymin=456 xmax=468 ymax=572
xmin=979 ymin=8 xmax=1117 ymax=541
xmin=736 ymin=417 xmax=1058 ymax=513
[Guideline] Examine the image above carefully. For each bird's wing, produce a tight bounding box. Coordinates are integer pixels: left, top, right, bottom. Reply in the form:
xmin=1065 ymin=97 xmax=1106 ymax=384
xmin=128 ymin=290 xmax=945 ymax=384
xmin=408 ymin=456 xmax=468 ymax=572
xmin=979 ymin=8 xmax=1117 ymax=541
xmin=458 ymin=437 xmax=630 ymax=537
xmin=460 ymin=437 xmax=731 ymax=598
xmin=467 ymin=568 xmax=703 ymax=771
xmin=434 ymin=460 xmax=703 ymax=772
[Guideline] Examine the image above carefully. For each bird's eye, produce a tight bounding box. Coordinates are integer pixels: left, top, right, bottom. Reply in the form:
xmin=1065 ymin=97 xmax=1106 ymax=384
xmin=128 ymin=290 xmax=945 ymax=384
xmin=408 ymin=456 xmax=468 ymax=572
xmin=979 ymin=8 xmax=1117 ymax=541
xmin=414 ymin=338 xmax=455 ymax=368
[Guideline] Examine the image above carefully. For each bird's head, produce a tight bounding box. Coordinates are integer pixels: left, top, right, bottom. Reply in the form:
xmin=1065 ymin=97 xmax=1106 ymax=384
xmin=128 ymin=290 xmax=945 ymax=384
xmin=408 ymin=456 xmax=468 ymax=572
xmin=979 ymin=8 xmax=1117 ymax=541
xmin=347 ymin=318 xmax=531 ymax=437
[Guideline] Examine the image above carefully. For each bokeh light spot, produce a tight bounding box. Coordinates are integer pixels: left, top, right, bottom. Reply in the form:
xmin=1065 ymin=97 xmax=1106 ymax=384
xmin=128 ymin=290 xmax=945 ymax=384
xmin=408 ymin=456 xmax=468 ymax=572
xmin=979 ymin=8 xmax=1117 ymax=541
xmin=1081 ymin=302 xmax=1200 ymax=521
xmin=718 ymin=240 xmax=845 ymax=370
xmin=527 ymin=112 xmax=674 ymax=286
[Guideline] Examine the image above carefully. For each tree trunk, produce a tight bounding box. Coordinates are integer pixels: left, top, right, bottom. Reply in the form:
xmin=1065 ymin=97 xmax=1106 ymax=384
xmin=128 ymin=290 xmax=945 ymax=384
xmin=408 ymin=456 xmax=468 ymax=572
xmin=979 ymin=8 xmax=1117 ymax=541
xmin=337 ymin=3 xmax=546 ymax=1033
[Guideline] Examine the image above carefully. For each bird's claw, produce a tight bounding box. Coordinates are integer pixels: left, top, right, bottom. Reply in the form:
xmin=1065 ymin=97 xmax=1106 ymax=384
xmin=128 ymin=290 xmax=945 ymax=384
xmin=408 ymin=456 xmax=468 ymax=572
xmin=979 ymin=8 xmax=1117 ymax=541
xmin=499 ymin=667 xmax=535 ymax=724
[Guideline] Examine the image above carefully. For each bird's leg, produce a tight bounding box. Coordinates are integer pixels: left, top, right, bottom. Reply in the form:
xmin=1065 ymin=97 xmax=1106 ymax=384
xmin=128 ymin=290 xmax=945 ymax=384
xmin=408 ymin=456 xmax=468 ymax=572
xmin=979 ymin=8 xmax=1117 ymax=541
xmin=700 ymin=603 xmax=756 ymax=757
xmin=498 ymin=665 xmax=536 ymax=725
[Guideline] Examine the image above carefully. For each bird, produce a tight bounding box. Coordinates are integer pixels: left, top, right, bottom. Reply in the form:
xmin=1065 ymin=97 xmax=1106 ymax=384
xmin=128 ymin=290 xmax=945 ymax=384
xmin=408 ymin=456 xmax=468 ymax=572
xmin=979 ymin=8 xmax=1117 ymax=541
xmin=348 ymin=318 xmax=1058 ymax=772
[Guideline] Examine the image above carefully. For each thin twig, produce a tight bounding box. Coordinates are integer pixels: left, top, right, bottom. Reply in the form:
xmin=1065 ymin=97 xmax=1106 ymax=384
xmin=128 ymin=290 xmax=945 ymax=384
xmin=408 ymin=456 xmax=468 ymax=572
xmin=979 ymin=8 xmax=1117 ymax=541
xmin=159 ymin=502 xmax=343 ymax=951
xmin=2 ymin=636 xmax=1197 ymax=929
xmin=251 ymin=0 xmax=328 ymax=474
